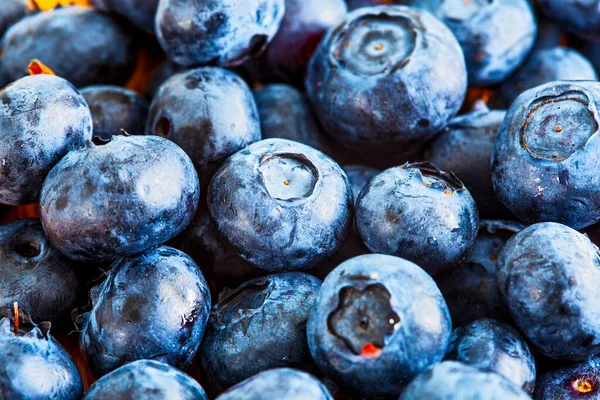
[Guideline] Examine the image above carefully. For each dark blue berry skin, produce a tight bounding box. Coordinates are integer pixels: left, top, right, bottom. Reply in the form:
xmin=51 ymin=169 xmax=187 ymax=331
xmin=496 ymin=222 xmax=600 ymax=361
xmin=536 ymin=0 xmax=600 ymax=39
xmin=0 ymin=74 xmax=93 ymax=205
xmin=77 ymin=246 xmax=211 ymax=378
xmin=346 ymin=0 xmax=441 ymax=11
xmin=40 ymin=135 xmax=199 ymax=262
xmin=147 ymin=67 xmax=261 ymax=186
xmin=0 ymin=308 xmax=83 ymax=400
xmin=200 ymin=273 xmax=321 ymax=392
xmin=0 ymin=0 xmax=28 ymax=38
xmin=344 ymin=165 xmax=380 ymax=202
xmin=307 ymin=254 xmax=452 ymax=399
xmin=305 ymin=6 xmax=467 ymax=153
xmin=145 ymin=61 xmax=186 ymax=100
xmin=208 ymin=139 xmax=353 ymax=272
xmin=0 ymin=7 xmax=136 ymax=88
xmin=435 ymin=220 xmax=524 ymax=327
xmin=83 ymin=360 xmax=208 ymax=400
xmin=81 ymin=85 xmax=149 ymax=141
xmin=92 ymin=0 xmax=159 ymax=35
xmin=424 ymin=101 xmax=509 ymax=219
xmin=399 ymin=361 xmax=531 ymax=400
xmin=532 ymin=17 xmax=564 ymax=51
xmin=492 ymin=81 xmax=600 ymax=230
xmin=356 ymin=162 xmax=479 ymax=276
xmin=534 ymin=357 xmax=600 ymax=399
xmin=445 ymin=318 xmax=536 ymax=394
xmin=156 ymin=0 xmax=286 ymax=67
xmin=216 ymin=368 xmax=333 ymax=400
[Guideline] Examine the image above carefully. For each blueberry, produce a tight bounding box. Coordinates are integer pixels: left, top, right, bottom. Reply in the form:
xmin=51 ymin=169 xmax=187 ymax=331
xmin=534 ymin=357 xmax=600 ymax=399
xmin=144 ymin=61 xmax=186 ymax=100
xmin=492 ymin=81 xmax=600 ymax=229
xmin=307 ymin=254 xmax=451 ymax=398
xmin=147 ymin=67 xmax=261 ymax=186
xmin=0 ymin=306 xmax=83 ymax=399
xmin=40 ymin=135 xmax=200 ymax=262
xmin=305 ymin=6 xmax=467 ymax=153
xmin=77 ymin=246 xmax=211 ymax=377
xmin=0 ymin=0 xmax=28 ymax=38
xmin=536 ymin=0 xmax=600 ymax=39
xmin=0 ymin=7 xmax=136 ymax=87
xmin=208 ymin=139 xmax=353 ymax=271
xmin=81 ymin=85 xmax=149 ymax=141
xmin=156 ymin=0 xmax=286 ymax=67
xmin=346 ymin=0 xmax=441 ymax=11
xmin=216 ymin=368 xmax=332 ymax=400
xmin=92 ymin=0 xmax=159 ymax=35
xmin=0 ymin=74 xmax=93 ymax=205
xmin=83 ymin=360 xmax=208 ymax=400
xmin=496 ymin=222 xmax=600 ymax=360
xmin=344 ymin=164 xmax=380 ymax=203
xmin=435 ymin=220 xmax=524 ymax=327
xmin=399 ymin=361 xmax=531 ymax=400
xmin=532 ymin=17 xmax=565 ymax=51
xmin=356 ymin=162 xmax=479 ymax=276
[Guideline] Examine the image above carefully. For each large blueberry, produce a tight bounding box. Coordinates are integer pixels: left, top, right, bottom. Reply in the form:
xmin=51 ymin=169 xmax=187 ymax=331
xmin=0 ymin=74 xmax=92 ymax=205
xmin=496 ymin=222 xmax=600 ymax=360
xmin=92 ymin=0 xmax=159 ymax=35
xmin=492 ymin=81 xmax=600 ymax=229
xmin=534 ymin=357 xmax=600 ymax=399
xmin=0 ymin=7 xmax=136 ymax=87
xmin=156 ymin=0 xmax=285 ymax=67
xmin=77 ymin=246 xmax=211 ymax=377
xmin=83 ymin=360 xmax=208 ymax=400
xmin=356 ymin=162 xmax=479 ymax=275
xmin=147 ymin=67 xmax=261 ymax=186
xmin=208 ymin=139 xmax=353 ymax=271
xmin=536 ymin=0 xmax=600 ymax=39
xmin=305 ymin=6 xmax=467 ymax=152
xmin=40 ymin=134 xmax=199 ymax=262
xmin=0 ymin=0 xmax=28 ymax=38
xmin=307 ymin=254 xmax=451 ymax=398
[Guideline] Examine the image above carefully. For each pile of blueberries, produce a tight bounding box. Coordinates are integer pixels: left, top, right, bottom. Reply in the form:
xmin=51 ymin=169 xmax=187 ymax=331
xmin=3 ymin=0 xmax=600 ymax=399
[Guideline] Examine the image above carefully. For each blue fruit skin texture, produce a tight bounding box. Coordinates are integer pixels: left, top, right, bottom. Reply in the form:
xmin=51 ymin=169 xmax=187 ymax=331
xmin=496 ymin=222 xmax=600 ymax=361
xmin=78 ymin=246 xmax=211 ymax=377
xmin=0 ymin=308 xmax=83 ymax=400
xmin=201 ymin=273 xmax=321 ymax=392
xmin=536 ymin=0 xmax=600 ymax=39
xmin=305 ymin=6 xmax=467 ymax=152
xmin=81 ymin=85 xmax=149 ymax=141
xmin=0 ymin=74 xmax=93 ymax=205
xmin=0 ymin=0 xmax=28 ymax=38
xmin=425 ymin=102 xmax=509 ymax=219
xmin=156 ymin=0 xmax=285 ymax=67
xmin=435 ymin=220 xmax=524 ymax=327
xmin=144 ymin=61 xmax=186 ymax=100
xmin=216 ymin=368 xmax=333 ymax=400
xmin=83 ymin=360 xmax=208 ymax=400
xmin=356 ymin=162 xmax=479 ymax=276
xmin=534 ymin=357 xmax=600 ymax=399
xmin=435 ymin=0 xmax=536 ymax=87
xmin=208 ymin=138 xmax=353 ymax=271
xmin=0 ymin=7 xmax=136 ymax=88
xmin=399 ymin=361 xmax=531 ymax=400
xmin=92 ymin=0 xmax=159 ymax=35
xmin=492 ymin=81 xmax=600 ymax=229
xmin=307 ymin=254 xmax=452 ymax=399
xmin=445 ymin=318 xmax=536 ymax=394
xmin=347 ymin=0 xmax=441 ymax=11
xmin=148 ymin=67 xmax=261 ymax=186
xmin=40 ymin=135 xmax=199 ymax=262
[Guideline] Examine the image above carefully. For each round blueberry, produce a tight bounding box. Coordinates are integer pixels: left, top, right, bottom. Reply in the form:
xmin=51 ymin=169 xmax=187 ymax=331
xmin=536 ymin=0 xmax=600 ymax=39
xmin=144 ymin=61 xmax=186 ymax=100
xmin=534 ymin=357 xmax=600 ymax=399
xmin=92 ymin=0 xmax=159 ymax=35
xmin=0 ymin=0 xmax=28 ymax=38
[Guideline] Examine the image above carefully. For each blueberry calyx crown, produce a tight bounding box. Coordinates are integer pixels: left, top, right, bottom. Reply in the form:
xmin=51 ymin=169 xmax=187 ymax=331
xmin=259 ymin=153 xmax=319 ymax=201
xmin=0 ymin=305 xmax=51 ymax=339
xmin=403 ymin=161 xmax=465 ymax=195
xmin=572 ymin=377 xmax=598 ymax=394
xmin=213 ymin=279 xmax=270 ymax=326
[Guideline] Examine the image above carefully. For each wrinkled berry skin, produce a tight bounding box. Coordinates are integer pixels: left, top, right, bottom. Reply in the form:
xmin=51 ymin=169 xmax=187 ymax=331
xmin=536 ymin=0 xmax=600 ymax=39
xmin=399 ymin=361 xmax=531 ymax=400
xmin=92 ymin=0 xmax=159 ymax=35
xmin=40 ymin=135 xmax=199 ymax=262
xmin=425 ymin=102 xmax=508 ymax=219
xmin=148 ymin=67 xmax=261 ymax=186
xmin=435 ymin=220 xmax=524 ymax=327
xmin=492 ymin=81 xmax=600 ymax=229
xmin=145 ymin=61 xmax=186 ymax=100
xmin=0 ymin=0 xmax=28 ymax=38
xmin=305 ymin=6 xmax=467 ymax=152
xmin=83 ymin=360 xmax=208 ymax=400
xmin=208 ymin=139 xmax=353 ymax=271
xmin=81 ymin=85 xmax=149 ymax=141
xmin=356 ymin=162 xmax=479 ymax=276
xmin=0 ymin=7 xmax=136 ymax=87
xmin=78 ymin=246 xmax=211 ymax=377
xmin=156 ymin=0 xmax=285 ymax=67
xmin=217 ymin=368 xmax=333 ymax=400
xmin=201 ymin=273 xmax=321 ymax=392
xmin=534 ymin=357 xmax=600 ymax=400
xmin=307 ymin=254 xmax=451 ymax=399
xmin=496 ymin=222 xmax=600 ymax=361
xmin=446 ymin=319 xmax=536 ymax=393
xmin=347 ymin=0 xmax=441 ymax=11
xmin=0 ymin=75 xmax=93 ymax=205
xmin=0 ymin=308 xmax=83 ymax=400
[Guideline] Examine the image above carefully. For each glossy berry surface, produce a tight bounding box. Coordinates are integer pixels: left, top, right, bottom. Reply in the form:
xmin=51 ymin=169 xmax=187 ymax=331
xmin=307 ymin=254 xmax=451 ymax=398
xmin=536 ymin=0 xmax=600 ymax=39
xmin=144 ymin=61 xmax=186 ymax=100
xmin=92 ymin=0 xmax=159 ymax=35
xmin=534 ymin=357 xmax=600 ymax=400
